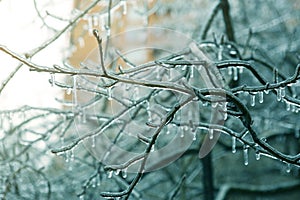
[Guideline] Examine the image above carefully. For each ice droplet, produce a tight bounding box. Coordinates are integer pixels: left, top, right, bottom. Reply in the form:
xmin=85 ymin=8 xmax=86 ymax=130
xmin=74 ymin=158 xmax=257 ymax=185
xmin=258 ymin=91 xmax=264 ymax=103
xmin=250 ymin=93 xmax=256 ymax=107
xmin=92 ymin=177 xmax=97 ymax=188
xmin=243 ymin=145 xmax=249 ymax=166
xmin=264 ymin=89 xmax=270 ymax=94
xmin=79 ymin=195 xmax=84 ymax=200
xmin=232 ymin=136 xmax=236 ymax=153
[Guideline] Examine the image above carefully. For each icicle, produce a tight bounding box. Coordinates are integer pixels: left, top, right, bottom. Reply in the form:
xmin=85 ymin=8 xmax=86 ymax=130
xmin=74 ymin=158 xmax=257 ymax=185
xmin=295 ymin=127 xmax=299 ymax=138
xmin=122 ymin=0 xmax=127 ymax=15
xmin=255 ymin=151 xmax=260 ymax=160
xmin=258 ymin=91 xmax=264 ymax=103
xmin=273 ymin=68 xmax=278 ymax=83
xmin=211 ymin=102 xmax=218 ymax=108
xmin=66 ymin=87 xmax=72 ymax=95
xmin=190 ymin=66 xmax=194 ymax=78
xmin=218 ymin=47 xmax=223 ymax=60
xmin=93 ymin=15 xmax=98 ymax=27
xmin=250 ymin=93 xmax=256 ymax=107
xmin=73 ymin=75 xmax=77 ymax=106
xmin=286 ymin=101 xmax=291 ymax=111
xmin=151 ymin=145 xmax=155 ymax=152
xmin=264 ymin=89 xmax=269 ymax=94
xmin=50 ymin=73 xmax=55 ymax=87
xmin=78 ymin=37 xmax=85 ymax=48
xmin=79 ymin=195 xmax=84 ymax=200
xmin=92 ymin=136 xmax=96 ymax=148
xmin=107 ymin=87 xmax=112 ymax=100
xmin=228 ymin=66 xmax=233 ymax=75
xmin=166 ymin=127 xmax=170 ymax=135
xmin=65 ymin=151 xmax=70 ymax=162
xmin=286 ymin=163 xmax=291 ymax=173
xmin=82 ymin=109 xmax=87 ymax=123
xmin=70 ymin=149 xmax=74 ymax=162
xmin=233 ymin=67 xmax=238 ymax=81
xmin=122 ymin=168 xmax=127 ymax=178
xmin=146 ymin=101 xmax=151 ymax=122
xmin=87 ymin=16 xmax=93 ymax=35
xmin=180 ymin=126 xmax=185 ymax=138
xmin=107 ymin=170 xmax=113 ymax=179
xmin=92 ymin=177 xmax=97 ymax=188
xmin=232 ymin=136 xmax=236 ymax=153
xmin=193 ymin=130 xmax=197 ymax=141
xmin=243 ymin=145 xmax=249 ymax=166
xmin=209 ymin=129 xmax=214 ymax=140
xmin=106 ymin=27 xmax=111 ymax=37
xmin=276 ymin=88 xmax=282 ymax=101
xmin=100 ymin=16 xmax=105 ymax=31
xmin=114 ymin=169 xmax=121 ymax=176
xmin=238 ymin=66 xmax=244 ymax=74
xmin=223 ymin=102 xmax=228 ymax=120
xmin=143 ymin=15 xmax=148 ymax=26
xmin=280 ymin=87 xmax=286 ymax=98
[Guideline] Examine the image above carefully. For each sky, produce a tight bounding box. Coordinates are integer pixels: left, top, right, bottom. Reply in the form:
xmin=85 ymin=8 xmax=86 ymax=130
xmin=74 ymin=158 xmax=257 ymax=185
xmin=0 ymin=0 xmax=72 ymax=110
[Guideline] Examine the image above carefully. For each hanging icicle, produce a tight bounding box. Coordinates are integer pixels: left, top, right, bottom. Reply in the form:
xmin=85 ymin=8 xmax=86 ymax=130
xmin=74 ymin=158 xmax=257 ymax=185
xmin=209 ymin=129 xmax=214 ymax=140
xmin=50 ymin=73 xmax=55 ymax=87
xmin=73 ymin=75 xmax=77 ymax=106
xmin=233 ymin=67 xmax=238 ymax=81
xmin=258 ymin=91 xmax=264 ymax=103
xmin=276 ymin=88 xmax=282 ymax=101
xmin=286 ymin=163 xmax=291 ymax=173
xmin=122 ymin=0 xmax=127 ymax=15
xmin=255 ymin=151 xmax=260 ymax=160
xmin=122 ymin=168 xmax=128 ymax=178
xmin=107 ymin=170 xmax=113 ymax=179
xmin=232 ymin=136 xmax=236 ymax=153
xmin=250 ymin=93 xmax=256 ymax=107
xmin=243 ymin=145 xmax=249 ymax=166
